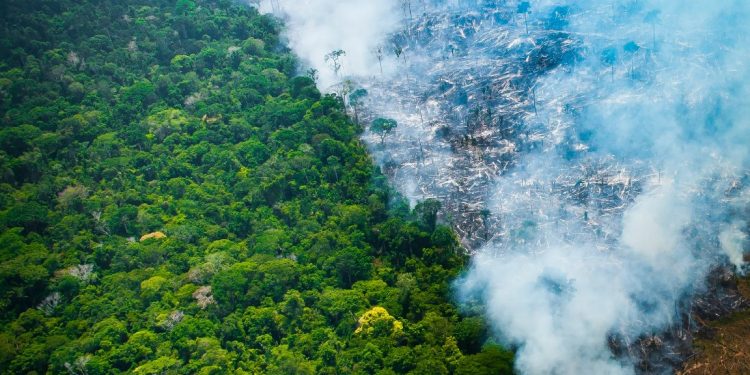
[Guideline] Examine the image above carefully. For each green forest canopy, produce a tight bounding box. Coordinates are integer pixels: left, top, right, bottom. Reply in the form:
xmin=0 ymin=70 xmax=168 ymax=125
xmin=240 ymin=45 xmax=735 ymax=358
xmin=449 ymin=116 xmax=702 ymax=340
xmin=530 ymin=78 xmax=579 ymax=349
xmin=0 ymin=0 xmax=513 ymax=374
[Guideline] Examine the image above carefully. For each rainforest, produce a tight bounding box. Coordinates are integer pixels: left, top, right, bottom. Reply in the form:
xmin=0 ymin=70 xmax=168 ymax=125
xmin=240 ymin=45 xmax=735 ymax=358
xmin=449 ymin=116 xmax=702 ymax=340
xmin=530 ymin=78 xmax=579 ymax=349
xmin=1 ymin=0 xmax=749 ymax=374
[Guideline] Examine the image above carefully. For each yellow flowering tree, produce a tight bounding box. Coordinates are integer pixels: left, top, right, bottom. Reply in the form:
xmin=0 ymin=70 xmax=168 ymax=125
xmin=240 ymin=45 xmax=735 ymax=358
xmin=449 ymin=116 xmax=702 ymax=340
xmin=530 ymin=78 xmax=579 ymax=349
xmin=355 ymin=307 xmax=403 ymax=337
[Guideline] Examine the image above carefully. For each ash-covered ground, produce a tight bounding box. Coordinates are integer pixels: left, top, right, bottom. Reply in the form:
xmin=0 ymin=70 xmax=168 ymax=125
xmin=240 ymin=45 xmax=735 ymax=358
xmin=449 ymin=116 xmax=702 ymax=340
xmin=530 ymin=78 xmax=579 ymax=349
xmin=352 ymin=2 xmax=750 ymax=374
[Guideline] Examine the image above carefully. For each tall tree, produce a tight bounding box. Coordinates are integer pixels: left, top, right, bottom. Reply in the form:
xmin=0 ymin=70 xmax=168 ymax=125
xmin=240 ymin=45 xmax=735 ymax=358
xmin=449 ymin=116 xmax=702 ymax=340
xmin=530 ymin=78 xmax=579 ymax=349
xmin=371 ymin=118 xmax=398 ymax=144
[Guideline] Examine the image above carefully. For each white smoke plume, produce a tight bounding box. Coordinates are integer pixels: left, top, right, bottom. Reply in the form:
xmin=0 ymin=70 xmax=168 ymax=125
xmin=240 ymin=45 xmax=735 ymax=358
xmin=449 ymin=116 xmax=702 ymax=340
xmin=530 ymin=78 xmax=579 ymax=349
xmin=256 ymin=0 xmax=401 ymax=89
xmin=458 ymin=1 xmax=750 ymax=373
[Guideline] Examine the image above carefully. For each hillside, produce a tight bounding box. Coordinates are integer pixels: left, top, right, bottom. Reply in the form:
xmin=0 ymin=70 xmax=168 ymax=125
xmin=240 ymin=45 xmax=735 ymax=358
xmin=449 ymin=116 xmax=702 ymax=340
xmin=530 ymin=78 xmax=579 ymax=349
xmin=0 ymin=1 xmax=513 ymax=373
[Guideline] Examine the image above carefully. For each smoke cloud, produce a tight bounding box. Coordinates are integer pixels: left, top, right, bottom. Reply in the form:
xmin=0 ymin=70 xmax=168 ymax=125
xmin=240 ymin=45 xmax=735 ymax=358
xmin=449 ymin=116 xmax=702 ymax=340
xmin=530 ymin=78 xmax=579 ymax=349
xmin=456 ymin=1 xmax=750 ymax=373
xmin=256 ymin=0 xmax=401 ymax=89
xmin=259 ymin=0 xmax=750 ymax=373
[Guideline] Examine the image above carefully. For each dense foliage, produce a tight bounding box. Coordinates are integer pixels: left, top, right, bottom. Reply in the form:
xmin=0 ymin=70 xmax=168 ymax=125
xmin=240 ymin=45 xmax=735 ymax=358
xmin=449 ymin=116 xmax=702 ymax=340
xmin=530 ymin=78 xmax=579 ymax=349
xmin=0 ymin=0 xmax=514 ymax=373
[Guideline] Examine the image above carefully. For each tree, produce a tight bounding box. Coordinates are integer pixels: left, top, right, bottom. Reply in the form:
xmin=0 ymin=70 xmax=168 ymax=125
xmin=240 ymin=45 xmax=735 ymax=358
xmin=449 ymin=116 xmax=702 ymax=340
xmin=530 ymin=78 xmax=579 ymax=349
xmin=280 ymin=290 xmax=304 ymax=329
xmin=371 ymin=118 xmax=398 ymax=144
xmin=414 ymin=198 xmax=441 ymax=232
xmin=454 ymin=317 xmax=487 ymax=354
xmin=623 ymin=41 xmax=641 ymax=77
xmin=306 ymin=68 xmax=319 ymax=84
xmin=211 ymin=262 xmax=254 ymax=308
xmin=455 ymin=345 xmax=514 ymax=375
xmin=57 ymin=185 xmax=89 ymax=211
xmin=355 ymin=306 xmax=403 ymax=337
xmin=393 ymin=42 xmax=404 ymax=63
xmin=140 ymin=275 xmax=168 ymax=301
xmin=175 ymin=0 xmax=196 ymax=16
xmin=318 ymin=289 xmax=367 ymax=325
xmin=401 ymin=0 xmax=413 ymax=20
xmin=517 ymin=1 xmax=531 ymax=35
xmin=133 ymin=356 xmax=181 ymax=374
xmin=644 ymin=10 xmax=661 ymax=50
xmin=0 ymin=124 xmax=40 ymax=157
xmin=373 ymin=45 xmax=384 ymax=74
xmin=324 ymin=49 xmax=346 ymax=78
xmin=348 ymin=88 xmax=368 ymax=124
xmin=266 ymin=345 xmax=316 ymax=375
xmin=326 ymin=247 xmax=372 ymax=288
xmin=442 ymin=336 xmax=463 ymax=373
xmin=601 ymin=46 xmax=618 ymax=81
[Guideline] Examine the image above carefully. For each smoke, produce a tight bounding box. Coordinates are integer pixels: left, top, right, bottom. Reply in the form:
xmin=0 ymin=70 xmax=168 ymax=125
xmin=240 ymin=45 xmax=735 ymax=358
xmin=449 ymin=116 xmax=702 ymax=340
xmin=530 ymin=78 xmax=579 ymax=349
xmin=258 ymin=0 xmax=750 ymax=373
xmin=720 ymin=222 xmax=749 ymax=271
xmin=456 ymin=0 xmax=750 ymax=373
xmin=256 ymin=0 xmax=401 ymax=89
